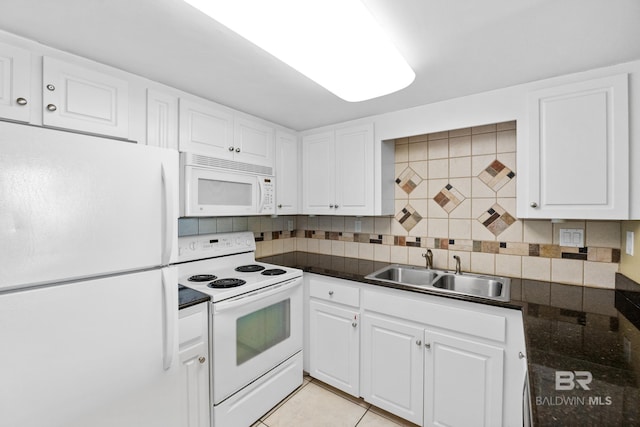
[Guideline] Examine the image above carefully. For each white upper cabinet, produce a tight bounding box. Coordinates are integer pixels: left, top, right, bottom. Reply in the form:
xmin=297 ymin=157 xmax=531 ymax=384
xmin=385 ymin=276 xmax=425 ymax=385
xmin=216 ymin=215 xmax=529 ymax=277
xmin=233 ymin=117 xmax=274 ymax=168
xmin=275 ymin=130 xmax=299 ymax=214
xmin=521 ymin=74 xmax=629 ymax=219
xmin=179 ymin=97 xmax=234 ymax=159
xmin=0 ymin=42 xmax=31 ymax=123
xmin=147 ymin=89 xmax=178 ymax=150
xmin=42 ymin=56 xmax=129 ymax=139
xmin=302 ymin=123 xmax=375 ymax=215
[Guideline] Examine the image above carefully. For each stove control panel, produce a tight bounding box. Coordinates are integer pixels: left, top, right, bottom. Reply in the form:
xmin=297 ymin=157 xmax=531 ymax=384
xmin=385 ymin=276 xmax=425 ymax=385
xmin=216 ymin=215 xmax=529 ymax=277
xmin=178 ymin=231 xmax=256 ymax=262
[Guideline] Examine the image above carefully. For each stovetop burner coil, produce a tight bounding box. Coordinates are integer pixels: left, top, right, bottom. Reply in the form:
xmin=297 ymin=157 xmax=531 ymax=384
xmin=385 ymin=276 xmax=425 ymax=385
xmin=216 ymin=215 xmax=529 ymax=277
xmin=207 ymin=278 xmax=247 ymax=288
xmin=235 ymin=264 xmax=265 ymax=273
xmin=188 ymin=274 xmax=217 ymax=282
xmin=261 ymin=269 xmax=287 ymax=276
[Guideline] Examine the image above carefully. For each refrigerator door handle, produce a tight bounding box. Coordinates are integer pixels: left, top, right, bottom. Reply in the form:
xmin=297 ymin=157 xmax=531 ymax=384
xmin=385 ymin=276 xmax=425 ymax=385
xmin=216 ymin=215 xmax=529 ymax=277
xmin=160 ymin=163 xmax=175 ymax=266
xmin=161 ymin=268 xmax=176 ymax=370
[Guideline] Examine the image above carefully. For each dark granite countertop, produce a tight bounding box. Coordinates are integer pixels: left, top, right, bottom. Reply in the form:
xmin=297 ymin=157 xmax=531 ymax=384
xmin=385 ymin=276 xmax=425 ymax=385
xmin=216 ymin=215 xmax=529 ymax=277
xmin=178 ymin=284 xmax=210 ymax=310
xmin=259 ymin=251 xmax=640 ymax=427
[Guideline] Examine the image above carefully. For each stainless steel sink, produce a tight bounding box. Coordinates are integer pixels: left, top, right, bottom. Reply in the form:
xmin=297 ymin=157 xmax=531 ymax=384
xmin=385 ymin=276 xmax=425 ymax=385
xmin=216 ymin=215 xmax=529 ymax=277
xmin=432 ymin=274 xmax=508 ymax=300
xmin=367 ymin=264 xmax=439 ymax=287
xmin=365 ymin=264 xmax=510 ymax=302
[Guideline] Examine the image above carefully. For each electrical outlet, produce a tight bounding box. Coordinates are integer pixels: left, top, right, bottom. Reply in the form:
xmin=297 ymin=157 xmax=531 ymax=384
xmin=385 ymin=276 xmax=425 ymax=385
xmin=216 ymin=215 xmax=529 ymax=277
xmin=287 ymin=220 xmax=294 ymax=231
xmin=559 ymin=228 xmax=584 ymax=247
xmin=627 ymin=231 xmax=635 ymax=256
xmin=623 ymin=336 xmax=632 ymax=363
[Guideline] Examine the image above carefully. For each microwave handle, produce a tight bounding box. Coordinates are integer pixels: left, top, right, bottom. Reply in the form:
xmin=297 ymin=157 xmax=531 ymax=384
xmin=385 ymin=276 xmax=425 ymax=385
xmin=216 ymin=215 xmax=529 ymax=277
xmin=257 ymin=177 xmax=266 ymax=212
xmin=214 ymin=277 xmax=301 ymax=312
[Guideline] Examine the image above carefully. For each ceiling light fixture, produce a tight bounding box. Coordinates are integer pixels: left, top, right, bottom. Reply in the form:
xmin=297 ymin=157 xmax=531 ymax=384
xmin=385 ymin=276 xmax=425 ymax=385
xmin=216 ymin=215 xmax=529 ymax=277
xmin=182 ymin=0 xmax=415 ymax=102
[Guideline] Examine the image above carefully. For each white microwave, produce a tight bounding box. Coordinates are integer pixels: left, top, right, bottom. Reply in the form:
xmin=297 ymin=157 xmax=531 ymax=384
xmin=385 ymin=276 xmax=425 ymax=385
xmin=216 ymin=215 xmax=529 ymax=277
xmin=180 ymin=153 xmax=275 ymax=217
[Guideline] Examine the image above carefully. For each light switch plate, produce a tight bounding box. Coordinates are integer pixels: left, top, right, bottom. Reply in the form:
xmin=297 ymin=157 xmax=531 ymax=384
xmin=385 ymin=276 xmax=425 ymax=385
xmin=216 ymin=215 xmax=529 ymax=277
xmin=354 ymin=220 xmax=362 ymax=233
xmin=287 ymin=220 xmax=294 ymax=231
xmin=559 ymin=228 xmax=584 ymax=247
xmin=627 ymin=231 xmax=635 ymax=256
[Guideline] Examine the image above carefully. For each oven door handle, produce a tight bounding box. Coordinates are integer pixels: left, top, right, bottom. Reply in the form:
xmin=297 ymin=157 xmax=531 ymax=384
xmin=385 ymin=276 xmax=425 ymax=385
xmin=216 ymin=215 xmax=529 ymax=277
xmin=214 ymin=277 xmax=301 ymax=312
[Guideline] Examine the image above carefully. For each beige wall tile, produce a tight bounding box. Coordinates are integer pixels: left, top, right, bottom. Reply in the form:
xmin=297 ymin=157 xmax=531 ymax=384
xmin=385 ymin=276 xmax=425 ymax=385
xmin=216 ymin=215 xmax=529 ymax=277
xmin=497 ymin=130 xmax=516 ymax=153
xmin=272 ymin=238 xmax=284 ymax=254
xmin=497 ymin=121 xmax=516 ymax=131
xmin=409 ymin=217 xmax=429 ymax=237
xmin=409 ymin=198 xmax=428 ymax=218
xmin=498 ymin=220 xmax=523 ymax=243
xmin=358 ymin=243 xmax=374 ymax=260
xmin=523 ymin=220 xmax=553 ymax=244
xmin=429 ymin=218 xmax=449 ymax=238
xmin=247 ymin=216 xmax=261 ymax=232
xmin=497 ymin=152 xmax=516 ymax=171
xmin=307 ymin=216 xmax=318 ymax=230
xmin=344 ymin=242 xmax=359 ymax=258
xmin=260 ymin=216 xmax=273 ymax=232
xmin=395 ymin=141 xmax=409 ymax=163
xmin=471 ymin=177 xmax=497 ymax=198
xmin=390 ymin=246 xmax=408 ymax=264
xmin=522 ymin=257 xmax=551 ymax=281
xmin=496 ymin=254 xmax=522 ymax=277
xmin=450 ymin=219 xmax=472 ymax=239
xmin=360 ymin=217 xmax=375 ymax=234
xmin=374 ymin=244 xmax=391 ymax=262
xmin=295 ymin=237 xmax=308 ymax=252
xmin=428 ymin=159 xmax=449 ymax=179
xmin=374 ymin=217 xmax=392 ymax=235
xmin=282 ymin=238 xmax=295 ymax=253
xmin=431 ymin=249 xmax=448 ymax=270
xmin=428 ymin=130 xmax=449 ymax=140
xmin=428 ymin=138 xmax=449 ymax=159
xmin=217 ymin=217 xmax=233 ymax=232
xmin=449 ymin=136 xmax=471 ymax=157
xmin=428 ymin=179 xmax=449 ymax=198
xmin=586 ymin=221 xmax=621 ymax=248
xmin=408 ymin=134 xmax=428 ymax=143
xmin=408 ymin=141 xmax=428 ymax=161
xmin=391 ymin=217 xmax=408 ymax=236
xmin=449 ymin=156 xmax=471 ymax=177
xmin=449 ymin=199 xmax=472 ymax=219
xmin=408 ymin=180 xmax=429 ymax=200
xmin=471 ymin=154 xmax=497 ymax=175
xmin=331 ymin=240 xmax=345 ymax=257
xmin=318 ymin=239 xmax=332 ymax=255
xmin=307 ymin=238 xmax=319 ymax=253
xmin=449 ymin=127 xmax=472 ymax=137
xmin=471 ymin=132 xmax=497 ymax=155
xmin=261 ymin=240 xmax=274 ymax=257
xmin=551 ymin=258 xmax=583 ymax=285
xmin=331 ymin=216 xmax=345 ymax=232
xmin=407 ymin=246 xmax=425 ymax=266
xmin=428 ymin=199 xmax=448 ymax=219
xmin=410 ymin=160 xmax=428 ymax=180
xmin=472 ymin=124 xmax=497 ymax=134
xmin=583 ymin=261 xmax=618 ymax=288
xmin=496 ymin=178 xmax=517 ymax=198
xmin=272 ymin=217 xmax=284 ymax=231
xmin=472 ymin=220 xmax=497 ymax=241
xmin=471 ymin=252 xmax=496 ymax=275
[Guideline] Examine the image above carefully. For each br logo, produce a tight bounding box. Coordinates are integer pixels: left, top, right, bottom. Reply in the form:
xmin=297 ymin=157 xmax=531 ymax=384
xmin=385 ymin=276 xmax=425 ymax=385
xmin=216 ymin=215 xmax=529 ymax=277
xmin=555 ymin=371 xmax=593 ymax=391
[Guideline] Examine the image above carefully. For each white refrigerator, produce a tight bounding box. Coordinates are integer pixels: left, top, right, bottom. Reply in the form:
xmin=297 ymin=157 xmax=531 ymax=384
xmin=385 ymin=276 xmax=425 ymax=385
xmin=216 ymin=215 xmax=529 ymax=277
xmin=0 ymin=122 xmax=181 ymax=427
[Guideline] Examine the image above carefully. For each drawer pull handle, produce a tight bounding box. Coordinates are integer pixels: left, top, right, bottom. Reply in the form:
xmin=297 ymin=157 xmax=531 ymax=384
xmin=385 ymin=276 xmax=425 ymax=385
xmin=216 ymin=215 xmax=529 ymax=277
xmin=16 ymin=97 xmax=27 ymax=106
xmin=46 ymin=104 xmax=57 ymax=112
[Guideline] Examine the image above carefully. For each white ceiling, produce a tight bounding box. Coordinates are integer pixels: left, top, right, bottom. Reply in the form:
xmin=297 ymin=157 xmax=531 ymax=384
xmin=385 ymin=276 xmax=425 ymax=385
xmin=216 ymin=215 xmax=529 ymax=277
xmin=1 ymin=0 xmax=639 ymax=131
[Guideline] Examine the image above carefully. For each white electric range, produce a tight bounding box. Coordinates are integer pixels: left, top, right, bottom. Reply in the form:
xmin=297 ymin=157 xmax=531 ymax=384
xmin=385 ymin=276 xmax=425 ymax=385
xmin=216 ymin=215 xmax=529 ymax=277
xmin=177 ymin=231 xmax=303 ymax=427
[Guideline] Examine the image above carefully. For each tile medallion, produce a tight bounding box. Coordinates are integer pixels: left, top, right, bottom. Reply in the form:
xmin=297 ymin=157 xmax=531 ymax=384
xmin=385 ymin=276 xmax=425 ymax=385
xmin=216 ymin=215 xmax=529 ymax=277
xmin=477 ymin=203 xmax=517 ymax=236
xmin=433 ymin=183 xmax=466 ymax=213
xmin=478 ymin=159 xmax=515 ymax=191
xmin=395 ymin=203 xmax=422 ymax=232
xmin=396 ymin=166 xmax=422 ymax=195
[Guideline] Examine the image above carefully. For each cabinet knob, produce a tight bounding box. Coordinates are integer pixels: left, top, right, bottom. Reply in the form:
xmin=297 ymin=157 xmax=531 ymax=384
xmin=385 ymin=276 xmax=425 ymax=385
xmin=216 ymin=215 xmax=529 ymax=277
xmin=278 ymin=204 xmax=283 ymax=208
xmin=46 ymin=84 xmax=55 ymax=91
xmin=228 ymin=146 xmax=235 ymax=152
xmin=16 ymin=97 xmax=27 ymax=106
xmin=425 ymin=342 xmax=431 ymax=349
xmin=328 ymin=290 xmax=334 ymax=296
xmin=334 ymin=204 xmax=339 ymax=209
xmin=530 ymin=202 xmax=538 ymax=208
xmin=518 ymin=352 xmax=525 ymax=359
xmin=46 ymin=104 xmax=57 ymax=112
xmin=235 ymin=147 xmax=241 ymax=153
xmin=352 ymin=322 xmax=357 ymax=328
xmin=329 ymin=204 xmax=334 ymax=208
xmin=199 ymin=356 xmax=206 ymax=364
xmin=416 ymin=339 xmax=422 ymax=346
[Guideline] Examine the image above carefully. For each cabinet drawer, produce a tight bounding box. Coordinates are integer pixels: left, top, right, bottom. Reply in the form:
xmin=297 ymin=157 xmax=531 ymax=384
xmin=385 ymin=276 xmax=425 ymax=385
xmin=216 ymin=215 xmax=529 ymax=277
xmin=309 ymin=277 xmax=360 ymax=307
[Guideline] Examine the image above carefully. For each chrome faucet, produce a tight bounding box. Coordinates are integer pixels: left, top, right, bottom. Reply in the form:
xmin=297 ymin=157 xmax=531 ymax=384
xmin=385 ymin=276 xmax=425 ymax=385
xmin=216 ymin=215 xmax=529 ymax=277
xmin=422 ymin=249 xmax=433 ymax=269
xmin=453 ymin=255 xmax=462 ymax=274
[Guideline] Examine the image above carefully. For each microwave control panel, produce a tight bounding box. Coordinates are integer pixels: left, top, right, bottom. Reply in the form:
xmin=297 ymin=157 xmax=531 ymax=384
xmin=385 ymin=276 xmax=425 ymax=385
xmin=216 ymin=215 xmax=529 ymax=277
xmin=261 ymin=177 xmax=275 ymax=214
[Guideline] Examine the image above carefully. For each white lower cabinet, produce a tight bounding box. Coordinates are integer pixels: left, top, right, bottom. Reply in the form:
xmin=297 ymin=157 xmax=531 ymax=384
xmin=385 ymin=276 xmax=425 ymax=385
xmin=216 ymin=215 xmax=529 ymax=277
xmin=178 ymin=303 xmax=210 ymax=427
xmin=361 ymin=313 xmax=424 ymax=425
xmin=423 ymin=329 xmax=504 ymax=427
xmin=306 ymin=275 xmax=528 ymax=427
xmin=309 ymin=300 xmax=360 ymax=397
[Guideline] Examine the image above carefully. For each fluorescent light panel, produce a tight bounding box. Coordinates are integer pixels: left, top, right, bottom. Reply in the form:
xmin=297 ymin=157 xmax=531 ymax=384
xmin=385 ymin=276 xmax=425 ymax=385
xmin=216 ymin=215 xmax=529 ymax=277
xmin=183 ymin=0 xmax=415 ymax=102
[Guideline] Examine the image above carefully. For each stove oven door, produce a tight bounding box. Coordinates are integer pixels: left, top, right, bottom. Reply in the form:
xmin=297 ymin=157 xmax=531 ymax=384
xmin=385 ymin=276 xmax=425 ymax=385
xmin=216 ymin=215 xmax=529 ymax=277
xmin=211 ymin=276 xmax=302 ymax=404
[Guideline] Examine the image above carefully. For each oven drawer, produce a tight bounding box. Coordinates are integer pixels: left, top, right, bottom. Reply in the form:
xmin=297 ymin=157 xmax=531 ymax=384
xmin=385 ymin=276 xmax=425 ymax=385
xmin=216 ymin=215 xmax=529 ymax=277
xmin=309 ymin=275 xmax=360 ymax=308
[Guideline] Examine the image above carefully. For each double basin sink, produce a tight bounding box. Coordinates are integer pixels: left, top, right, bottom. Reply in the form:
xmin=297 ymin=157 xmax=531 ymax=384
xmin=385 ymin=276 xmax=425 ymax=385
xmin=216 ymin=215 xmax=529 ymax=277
xmin=365 ymin=264 xmax=510 ymax=302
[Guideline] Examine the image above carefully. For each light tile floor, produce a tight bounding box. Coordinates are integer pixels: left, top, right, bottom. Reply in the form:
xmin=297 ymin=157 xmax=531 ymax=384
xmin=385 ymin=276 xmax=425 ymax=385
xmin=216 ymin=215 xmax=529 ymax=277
xmin=251 ymin=375 xmax=420 ymax=427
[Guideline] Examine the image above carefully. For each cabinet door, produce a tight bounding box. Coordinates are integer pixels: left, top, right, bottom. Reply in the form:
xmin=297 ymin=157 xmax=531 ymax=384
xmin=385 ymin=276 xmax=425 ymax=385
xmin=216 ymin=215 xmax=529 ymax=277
xmin=309 ymin=300 xmax=360 ymax=396
xmin=42 ymin=56 xmax=129 ymax=139
xmin=335 ymin=124 xmax=374 ymax=215
xmin=276 ymin=130 xmax=299 ymax=214
xmin=147 ymin=89 xmax=178 ymax=150
xmin=0 ymin=42 xmax=31 ymax=123
xmin=361 ymin=313 xmax=424 ymax=425
xmin=234 ymin=117 xmax=274 ymax=169
xmin=179 ymin=303 xmax=210 ymax=427
xmin=179 ymin=97 xmax=234 ymax=158
xmin=524 ymin=74 xmax=629 ymax=219
xmin=302 ymin=131 xmax=335 ymax=214
xmin=424 ymin=329 xmax=504 ymax=427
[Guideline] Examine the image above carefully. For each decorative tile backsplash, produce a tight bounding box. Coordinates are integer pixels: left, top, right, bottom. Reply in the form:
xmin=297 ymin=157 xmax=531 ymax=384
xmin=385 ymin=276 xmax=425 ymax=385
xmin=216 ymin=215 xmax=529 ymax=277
xmin=180 ymin=120 xmax=622 ymax=289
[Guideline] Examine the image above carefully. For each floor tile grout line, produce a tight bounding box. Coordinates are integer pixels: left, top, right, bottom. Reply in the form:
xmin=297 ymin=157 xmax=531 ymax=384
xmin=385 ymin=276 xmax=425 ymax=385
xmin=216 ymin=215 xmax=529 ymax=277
xmin=354 ymin=407 xmax=370 ymax=426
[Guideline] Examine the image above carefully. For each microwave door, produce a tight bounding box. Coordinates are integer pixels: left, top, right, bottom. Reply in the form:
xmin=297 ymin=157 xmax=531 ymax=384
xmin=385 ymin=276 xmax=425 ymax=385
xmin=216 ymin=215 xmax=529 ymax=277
xmin=187 ymin=168 xmax=258 ymax=216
